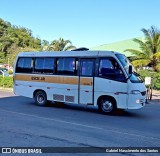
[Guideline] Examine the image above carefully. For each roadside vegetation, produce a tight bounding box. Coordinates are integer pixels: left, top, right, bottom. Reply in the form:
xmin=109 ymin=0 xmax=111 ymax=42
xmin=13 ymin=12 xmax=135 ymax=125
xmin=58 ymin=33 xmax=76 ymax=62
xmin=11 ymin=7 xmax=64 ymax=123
xmin=125 ymin=26 xmax=160 ymax=72
xmin=138 ymin=70 xmax=160 ymax=90
xmin=0 ymin=76 xmax=13 ymax=88
xmin=125 ymin=26 xmax=160 ymax=90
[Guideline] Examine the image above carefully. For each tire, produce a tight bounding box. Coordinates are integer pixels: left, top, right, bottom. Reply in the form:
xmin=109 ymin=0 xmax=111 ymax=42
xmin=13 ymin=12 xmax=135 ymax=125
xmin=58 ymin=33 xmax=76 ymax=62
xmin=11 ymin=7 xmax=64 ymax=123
xmin=98 ymin=97 xmax=116 ymax=114
xmin=34 ymin=91 xmax=47 ymax=106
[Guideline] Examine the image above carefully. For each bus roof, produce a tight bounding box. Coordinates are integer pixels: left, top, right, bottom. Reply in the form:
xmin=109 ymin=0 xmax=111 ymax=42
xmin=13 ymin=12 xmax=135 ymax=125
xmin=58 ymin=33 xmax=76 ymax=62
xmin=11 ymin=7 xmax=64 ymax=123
xmin=17 ymin=50 xmax=124 ymax=57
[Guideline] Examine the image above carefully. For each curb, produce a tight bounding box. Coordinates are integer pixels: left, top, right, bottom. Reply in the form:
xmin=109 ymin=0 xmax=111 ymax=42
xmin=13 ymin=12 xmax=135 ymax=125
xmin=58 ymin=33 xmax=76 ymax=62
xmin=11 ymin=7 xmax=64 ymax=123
xmin=146 ymin=100 xmax=160 ymax=104
xmin=0 ymin=87 xmax=13 ymax=92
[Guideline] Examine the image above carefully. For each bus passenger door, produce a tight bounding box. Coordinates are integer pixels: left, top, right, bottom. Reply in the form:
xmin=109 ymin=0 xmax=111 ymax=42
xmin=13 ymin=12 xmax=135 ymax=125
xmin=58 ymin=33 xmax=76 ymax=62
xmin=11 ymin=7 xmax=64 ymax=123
xmin=79 ymin=59 xmax=95 ymax=105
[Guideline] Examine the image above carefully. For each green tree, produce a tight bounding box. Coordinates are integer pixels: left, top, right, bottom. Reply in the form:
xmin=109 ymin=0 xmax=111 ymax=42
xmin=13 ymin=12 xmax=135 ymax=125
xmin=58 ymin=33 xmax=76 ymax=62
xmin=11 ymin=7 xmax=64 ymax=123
xmin=0 ymin=18 xmax=42 ymax=65
xmin=48 ymin=38 xmax=76 ymax=51
xmin=42 ymin=40 xmax=49 ymax=51
xmin=125 ymin=26 xmax=160 ymax=71
xmin=0 ymin=52 xmax=5 ymax=64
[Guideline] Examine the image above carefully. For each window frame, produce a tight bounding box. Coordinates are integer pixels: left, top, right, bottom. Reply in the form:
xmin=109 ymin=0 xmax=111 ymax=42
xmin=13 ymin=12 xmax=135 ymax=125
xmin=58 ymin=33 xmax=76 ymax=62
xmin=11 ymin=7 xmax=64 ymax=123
xmin=16 ymin=57 xmax=33 ymax=73
xmin=98 ymin=57 xmax=127 ymax=82
xmin=56 ymin=57 xmax=78 ymax=76
xmin=80 ymin=59 xmax=95 ymax=77
xmin=33 ymin=57 xmax=55 ymax=74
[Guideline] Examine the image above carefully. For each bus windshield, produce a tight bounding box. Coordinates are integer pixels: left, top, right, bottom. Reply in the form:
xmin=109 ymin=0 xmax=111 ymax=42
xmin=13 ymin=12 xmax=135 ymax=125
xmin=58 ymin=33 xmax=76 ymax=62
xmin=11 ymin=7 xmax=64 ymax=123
xmin=116 ymin=54 xmax=143 ymax=83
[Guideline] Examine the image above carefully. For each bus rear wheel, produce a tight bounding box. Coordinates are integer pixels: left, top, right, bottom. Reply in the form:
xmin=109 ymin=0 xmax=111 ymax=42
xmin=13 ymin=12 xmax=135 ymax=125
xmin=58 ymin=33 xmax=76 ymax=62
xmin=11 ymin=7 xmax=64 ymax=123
xmin=34 ymin=91 xmax=47 ymax=106
xmin=98 ymin=97 xmax=116 ymax=114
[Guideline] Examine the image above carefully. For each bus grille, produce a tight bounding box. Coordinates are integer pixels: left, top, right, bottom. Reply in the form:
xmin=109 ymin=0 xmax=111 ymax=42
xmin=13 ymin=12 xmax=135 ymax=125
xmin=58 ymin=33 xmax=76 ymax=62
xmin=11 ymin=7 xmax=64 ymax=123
xmin=53 ymin=94 xmax=64 ymax=101
xmin=65 ymin=96 xmax=74 ymax=103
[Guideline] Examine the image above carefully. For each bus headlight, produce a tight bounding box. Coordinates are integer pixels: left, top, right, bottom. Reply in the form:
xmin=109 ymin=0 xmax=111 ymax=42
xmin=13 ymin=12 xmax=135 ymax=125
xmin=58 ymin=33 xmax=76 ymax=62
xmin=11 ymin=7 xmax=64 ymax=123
xmin=131 ymin=90 xmax=141 ymax=94
xmin=136 ymin=99 xmax=145 ymax=104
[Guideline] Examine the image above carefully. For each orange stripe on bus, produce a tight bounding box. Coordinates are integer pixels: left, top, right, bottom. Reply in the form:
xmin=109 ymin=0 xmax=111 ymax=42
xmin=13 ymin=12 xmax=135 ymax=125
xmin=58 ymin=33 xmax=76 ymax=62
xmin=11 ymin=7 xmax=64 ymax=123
xmin=80 ymin=77 xmax=93 ymax=86
xmin=15 ymin=74 xmax=93 ymax=86
xmin=15 ymin=74 xmax=79 ymax=85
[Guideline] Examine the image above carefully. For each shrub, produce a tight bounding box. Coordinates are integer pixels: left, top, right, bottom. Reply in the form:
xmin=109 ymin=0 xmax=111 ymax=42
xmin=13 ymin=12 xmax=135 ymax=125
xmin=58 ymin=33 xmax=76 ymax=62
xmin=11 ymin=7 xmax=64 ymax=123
xmin=8 ymin=70 xmax=13 ymax=75
xmin=138 ymin=70 xmax=160 ymax=90
xmin=0 ymin=76 xmax=13 ymax=88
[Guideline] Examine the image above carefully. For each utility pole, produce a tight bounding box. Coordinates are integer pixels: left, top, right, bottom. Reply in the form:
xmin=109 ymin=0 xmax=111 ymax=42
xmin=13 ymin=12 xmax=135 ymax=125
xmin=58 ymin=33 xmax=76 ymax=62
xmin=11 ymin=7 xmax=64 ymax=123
xmin=8 ymin=58 xmax=9 ymax=75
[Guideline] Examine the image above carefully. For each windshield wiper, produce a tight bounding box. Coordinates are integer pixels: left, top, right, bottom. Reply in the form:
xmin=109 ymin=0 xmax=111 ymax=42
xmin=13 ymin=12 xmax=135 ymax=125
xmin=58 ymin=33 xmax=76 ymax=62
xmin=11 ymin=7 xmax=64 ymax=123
xmin=133 ymin=71 xmax=144 ymax=82
xmin=126 ymin=74 xmax=132 ymax=81
xmin=133 ymin=71 xmax=140 ymax=76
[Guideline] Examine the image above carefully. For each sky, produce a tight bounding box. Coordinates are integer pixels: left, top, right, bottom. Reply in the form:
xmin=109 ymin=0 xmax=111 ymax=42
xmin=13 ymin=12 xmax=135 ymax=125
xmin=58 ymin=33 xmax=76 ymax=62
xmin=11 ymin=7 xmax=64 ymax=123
xmin=1 ymin=0 xmax=160 ymax=48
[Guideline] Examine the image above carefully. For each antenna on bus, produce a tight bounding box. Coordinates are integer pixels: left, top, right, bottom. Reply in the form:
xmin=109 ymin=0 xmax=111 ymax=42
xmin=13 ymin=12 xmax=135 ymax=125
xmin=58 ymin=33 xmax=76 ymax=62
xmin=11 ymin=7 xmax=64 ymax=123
xmin=71 ymin=47 xmax=89 ymax=51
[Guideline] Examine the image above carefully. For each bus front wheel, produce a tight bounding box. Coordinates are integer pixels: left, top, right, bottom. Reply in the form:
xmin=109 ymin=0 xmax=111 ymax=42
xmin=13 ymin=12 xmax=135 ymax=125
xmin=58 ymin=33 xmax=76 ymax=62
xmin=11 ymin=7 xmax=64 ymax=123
xmin=34 ymin=91 xmax=47 ymax=106
xmin=98 ymin=97 xmax=116 ymax=114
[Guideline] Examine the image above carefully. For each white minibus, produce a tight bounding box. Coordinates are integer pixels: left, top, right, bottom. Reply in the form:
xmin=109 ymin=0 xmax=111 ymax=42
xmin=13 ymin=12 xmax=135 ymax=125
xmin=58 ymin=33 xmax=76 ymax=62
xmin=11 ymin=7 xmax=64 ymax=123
xmin=13 ymin=49 xmax=146 ymax=114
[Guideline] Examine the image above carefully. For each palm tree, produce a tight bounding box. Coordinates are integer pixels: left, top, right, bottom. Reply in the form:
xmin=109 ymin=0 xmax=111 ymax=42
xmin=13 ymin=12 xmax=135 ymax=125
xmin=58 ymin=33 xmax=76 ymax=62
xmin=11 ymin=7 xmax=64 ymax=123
xmin=125 ymin=26 xmax=160 ymax=71
xmin=47 ymin=38 xmax=76 ymax=51
xmin=42 ymin=40 xmax=49 ymax=51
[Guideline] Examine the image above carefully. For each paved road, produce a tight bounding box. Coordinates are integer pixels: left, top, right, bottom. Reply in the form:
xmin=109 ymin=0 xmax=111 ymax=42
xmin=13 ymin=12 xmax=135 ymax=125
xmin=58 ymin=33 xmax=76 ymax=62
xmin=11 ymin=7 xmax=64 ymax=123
xmin=0 ymin=90 xmax=160 ymax=155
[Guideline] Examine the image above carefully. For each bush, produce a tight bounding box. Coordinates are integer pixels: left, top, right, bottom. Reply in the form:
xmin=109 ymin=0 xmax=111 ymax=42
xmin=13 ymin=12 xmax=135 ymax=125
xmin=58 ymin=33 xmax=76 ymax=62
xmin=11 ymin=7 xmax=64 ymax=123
xmin=138 ymin=70 xmax=160 ymax=90
xmin=0 ymin=76 xmax=13 ymax=88
xmin=8 ymin=70 xmax=13 ymax=75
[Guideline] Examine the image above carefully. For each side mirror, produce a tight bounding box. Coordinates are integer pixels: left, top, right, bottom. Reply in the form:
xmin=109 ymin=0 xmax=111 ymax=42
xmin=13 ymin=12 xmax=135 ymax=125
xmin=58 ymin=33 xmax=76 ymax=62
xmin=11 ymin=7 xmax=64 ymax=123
xmin=128 ymin=65 xmax=133 ymax=74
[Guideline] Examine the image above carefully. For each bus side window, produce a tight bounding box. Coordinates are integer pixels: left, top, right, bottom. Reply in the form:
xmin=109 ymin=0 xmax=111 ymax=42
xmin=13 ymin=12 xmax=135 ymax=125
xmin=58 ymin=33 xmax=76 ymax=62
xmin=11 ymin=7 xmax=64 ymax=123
xmin=80 ymin=60 xmax=94 ymax=76
xmin=16 ymin=58 xmax=24 ymax=73
xmin=43 ymin=58 xmax=55 ymax=74
xmin=23 ymin=58 xmax=33 ymax=73
xmin=16 ymin=57 xmax=33 ymax=73
xmin=57 ymin=58 xmax=77 ymax=75
xmin=57 ymin=58 xmax=64 ymax=75
xmin=34 ymin=58 xmax=44 ymax=73
xmin=33 ymin=57 xmax=55 ymax=74
xmin=99 ymin=58 xmax=126 ymax=82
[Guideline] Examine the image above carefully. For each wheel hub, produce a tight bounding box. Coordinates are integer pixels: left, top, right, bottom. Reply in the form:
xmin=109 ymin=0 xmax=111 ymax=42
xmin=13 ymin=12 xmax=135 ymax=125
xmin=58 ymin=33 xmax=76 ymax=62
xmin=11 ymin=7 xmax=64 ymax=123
xmin=102 ymin=100 xmax=113 ymax=112
xmin=37 ymin=95 xmax=44 ymax=103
